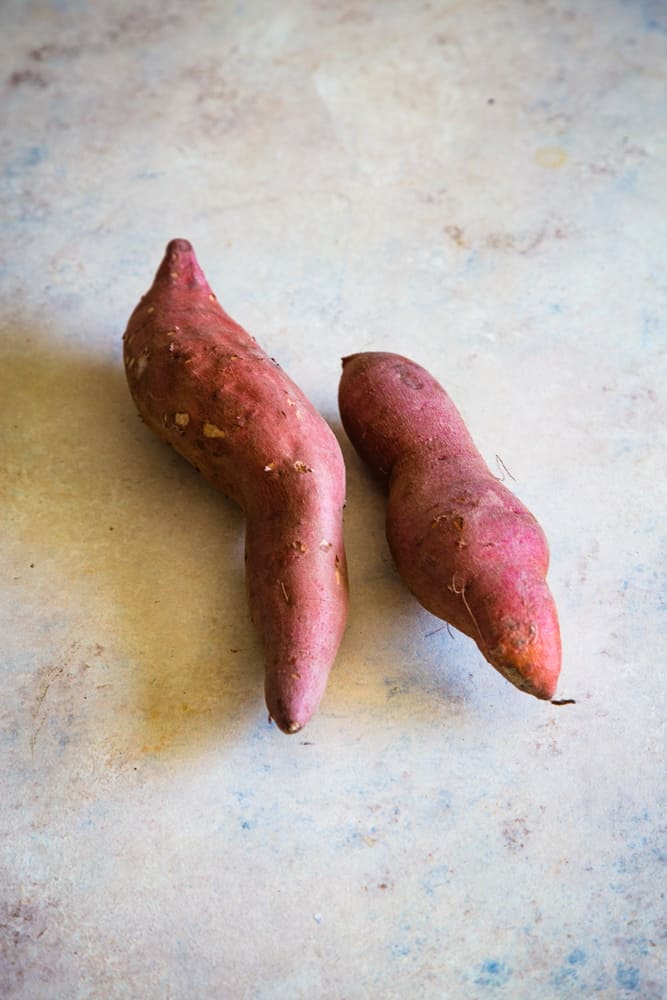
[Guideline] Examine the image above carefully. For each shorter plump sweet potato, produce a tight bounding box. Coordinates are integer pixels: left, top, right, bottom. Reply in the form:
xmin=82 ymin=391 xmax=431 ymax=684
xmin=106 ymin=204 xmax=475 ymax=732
xmin=338 ymin=351 xmax=561 ymax=699
xmin=123 ymin=239 xmax=349 ymax=732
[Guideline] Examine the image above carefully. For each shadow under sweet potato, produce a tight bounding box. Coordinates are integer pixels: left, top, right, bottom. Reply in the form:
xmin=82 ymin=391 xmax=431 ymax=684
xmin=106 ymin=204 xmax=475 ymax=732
xmin=1 ymin=327 xmax=265 ymax=762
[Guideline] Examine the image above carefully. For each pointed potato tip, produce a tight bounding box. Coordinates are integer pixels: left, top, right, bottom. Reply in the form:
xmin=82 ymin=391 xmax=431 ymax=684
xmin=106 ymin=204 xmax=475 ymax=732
xmin=495 ymin=659 xmax=559 ymax=701
xmin=269 ymin=714 xmax=304 ymax=735
xmin=267 ymin=696 xmax=310 ymax=734
xmin=155 ymin=238 xmax=210 ymax=292
xmin=165 ymin=237 xmax=194 ymax=256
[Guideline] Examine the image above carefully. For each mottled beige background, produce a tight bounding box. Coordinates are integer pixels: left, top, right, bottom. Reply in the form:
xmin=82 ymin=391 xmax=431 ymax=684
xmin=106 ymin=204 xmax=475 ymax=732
xmin=1 ymin=1 xmax=665 ymax=997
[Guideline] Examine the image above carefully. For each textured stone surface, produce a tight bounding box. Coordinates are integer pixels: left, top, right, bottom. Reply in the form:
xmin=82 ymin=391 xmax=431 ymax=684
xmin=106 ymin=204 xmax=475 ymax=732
xmin=1 ymin=1 xmax=665 ymax=997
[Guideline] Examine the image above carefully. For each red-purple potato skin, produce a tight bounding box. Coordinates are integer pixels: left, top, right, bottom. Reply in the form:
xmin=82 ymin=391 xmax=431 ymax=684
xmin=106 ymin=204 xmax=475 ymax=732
xmin=338 ymin=351 xmax=561 ymax=700
xmin=123 ymin=239 xmax=349 ymax=733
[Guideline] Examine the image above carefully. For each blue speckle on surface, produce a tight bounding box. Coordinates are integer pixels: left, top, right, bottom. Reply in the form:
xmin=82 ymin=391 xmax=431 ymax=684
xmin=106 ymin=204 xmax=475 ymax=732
xmin=475 ymin=959 xmax=512 ymax=988
xmin=621 ymin=0 xmax=667 ymax=32
xmin=615 ymin=169 xmax=638 ymax=194
xmin=641 ymin=0 xmax=667 ymax=32
xmin=24 ymin=145 xmax=44 ymax=166
xmin=552 ymin=947 xmax=588 ymax=989
xmin=234 ymin=788 xmax=254 ymax=804
xmin=389 ymin=941 xmax=411 ymax=958
xmin=421 ymin=863 xmax=450 ymax=897
xmin=552 ymin=966 xmax=577 ymax=988
xmin=4 ymin=145 xmax=47 ymax=178
xmin=616 ymin=962 xmax=640 ymax=991
xmin=437 ymin=789 xmax=452 ymax=810
xmin=132 ymin=169 xmax=163 ymax=182
xmin=641 ymin=310 xmax=661 ymax=348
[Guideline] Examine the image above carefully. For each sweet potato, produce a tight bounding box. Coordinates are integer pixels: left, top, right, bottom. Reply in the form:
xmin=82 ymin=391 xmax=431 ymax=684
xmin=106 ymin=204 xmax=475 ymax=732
xmin=123 ymin=239 xmax=348 ymax=733
xmin=338 ymin=351 xmax=561 ymax=699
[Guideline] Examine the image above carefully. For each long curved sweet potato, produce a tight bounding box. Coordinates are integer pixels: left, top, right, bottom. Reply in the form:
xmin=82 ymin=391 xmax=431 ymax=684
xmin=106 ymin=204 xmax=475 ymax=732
xmin=123 ymin=239 xmax=348 ymax=732
xmin=338 ymin=351 xmax=561 ymax=699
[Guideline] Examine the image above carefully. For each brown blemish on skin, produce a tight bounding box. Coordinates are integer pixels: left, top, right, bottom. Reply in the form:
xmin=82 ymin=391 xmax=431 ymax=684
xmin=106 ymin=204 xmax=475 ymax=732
xmin=397 ymin=367 xmax=424 ymax=390
xmin=174 ymin=412 xmax=190 ymax=427
xmin=293 ymin=460 xmax=313 ymax=473
xmin=492 ymin=656 xmax=553 ymax=699
xmin=319 ymin=540 xmax=332 ymax=551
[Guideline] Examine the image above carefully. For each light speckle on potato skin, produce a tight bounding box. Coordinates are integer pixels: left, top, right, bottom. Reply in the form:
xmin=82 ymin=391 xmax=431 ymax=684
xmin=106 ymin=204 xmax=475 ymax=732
xmin=203 ymin=422 xmax=226 ymax=438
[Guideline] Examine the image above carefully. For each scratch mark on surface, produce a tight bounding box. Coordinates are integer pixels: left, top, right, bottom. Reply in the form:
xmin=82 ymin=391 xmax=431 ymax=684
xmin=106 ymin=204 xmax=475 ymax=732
xmin=30 ymin=666 xmax=63 ymax=756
